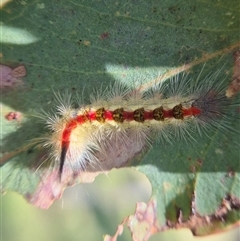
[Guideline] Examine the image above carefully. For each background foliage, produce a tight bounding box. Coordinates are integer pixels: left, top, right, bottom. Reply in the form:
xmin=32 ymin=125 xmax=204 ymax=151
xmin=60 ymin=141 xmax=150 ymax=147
xmin=1 ymin=0 xmax=239 ymax=240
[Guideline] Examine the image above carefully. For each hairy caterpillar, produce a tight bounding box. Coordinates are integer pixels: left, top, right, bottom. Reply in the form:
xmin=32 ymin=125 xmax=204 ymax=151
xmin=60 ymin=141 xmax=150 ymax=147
xmin=40 ymin=66 xmax=239 ymax=180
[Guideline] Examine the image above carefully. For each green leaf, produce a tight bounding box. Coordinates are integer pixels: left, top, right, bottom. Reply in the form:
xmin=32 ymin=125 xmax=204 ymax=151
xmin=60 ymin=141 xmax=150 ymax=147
xmin=1 ymin=0 xmax=239 ymax=237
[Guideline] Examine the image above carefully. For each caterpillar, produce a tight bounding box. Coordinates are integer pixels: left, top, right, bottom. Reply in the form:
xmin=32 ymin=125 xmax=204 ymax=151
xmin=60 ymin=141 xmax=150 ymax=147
xmin=40 ymin=66 xmax=238 ymax=180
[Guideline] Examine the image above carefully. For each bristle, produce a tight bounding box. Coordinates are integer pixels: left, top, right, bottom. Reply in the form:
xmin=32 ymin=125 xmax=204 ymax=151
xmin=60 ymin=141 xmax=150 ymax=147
xmin=40 ymin=69 xmax=239 ymax=179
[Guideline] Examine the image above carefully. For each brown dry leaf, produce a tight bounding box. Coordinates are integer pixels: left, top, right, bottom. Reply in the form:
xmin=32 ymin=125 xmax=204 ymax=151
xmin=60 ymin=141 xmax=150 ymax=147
xmin=128 ymin=200 xmax=160 ymax=241
xmin=104 ymin=194 xmax=240 ymax=240
xmin=104 ymin=200 xmax=160 ymax=241
xmin=11 ymin=65 xmax=27 ymax=77
xmin=0 ymin=64 xmax=26 ymax=89
xmin=166 ymin=194 xmax=240 ymax=236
